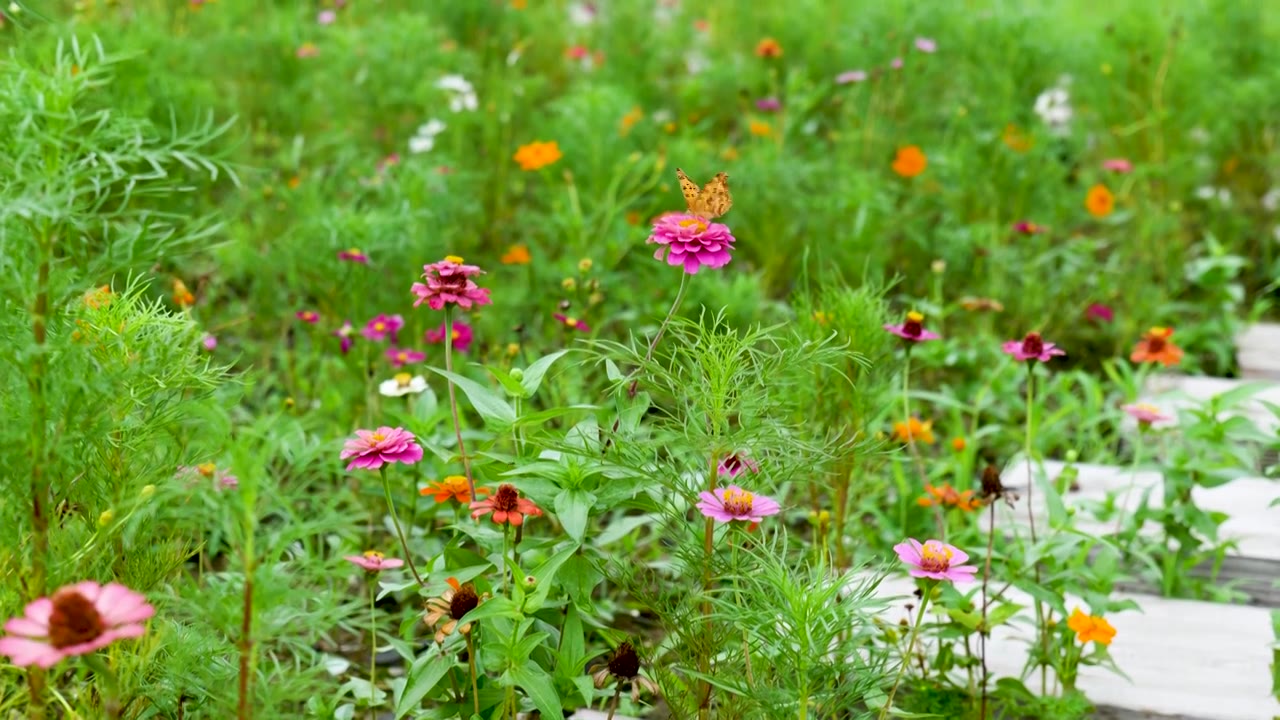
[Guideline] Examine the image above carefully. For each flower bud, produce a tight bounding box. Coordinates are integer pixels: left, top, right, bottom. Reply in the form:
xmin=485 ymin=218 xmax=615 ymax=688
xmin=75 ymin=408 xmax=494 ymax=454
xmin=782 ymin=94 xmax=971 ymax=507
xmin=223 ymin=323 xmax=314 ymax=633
xmin=561 ymin=277 xmax=577 ymax=291
xmin=98 ymin=510 xmax=114 ymax=528
xmin=523 ymin=575 xmax=537 ymax=589
xmin=578 ymin=258 xmax=593 ymax=273
xmin=140 ymin=484 xmax=156 ymax=499
xmin=510 ymin=368 xmax=525 ymax=381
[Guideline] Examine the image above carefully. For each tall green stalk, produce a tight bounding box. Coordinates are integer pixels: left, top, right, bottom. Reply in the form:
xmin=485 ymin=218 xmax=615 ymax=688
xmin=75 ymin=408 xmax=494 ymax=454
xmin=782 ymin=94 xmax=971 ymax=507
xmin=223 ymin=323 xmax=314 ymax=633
xmin=878 ymin=586 xmax=933 ymax=719
xmin=443 ymin=308 xmax=475 ymax=500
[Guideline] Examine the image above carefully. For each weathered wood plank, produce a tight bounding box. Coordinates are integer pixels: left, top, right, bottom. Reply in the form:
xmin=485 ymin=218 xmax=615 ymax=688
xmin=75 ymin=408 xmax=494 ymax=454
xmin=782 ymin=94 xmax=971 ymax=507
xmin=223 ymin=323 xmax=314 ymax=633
xmin=1237 ymin=322 xmax=1280 ymax=380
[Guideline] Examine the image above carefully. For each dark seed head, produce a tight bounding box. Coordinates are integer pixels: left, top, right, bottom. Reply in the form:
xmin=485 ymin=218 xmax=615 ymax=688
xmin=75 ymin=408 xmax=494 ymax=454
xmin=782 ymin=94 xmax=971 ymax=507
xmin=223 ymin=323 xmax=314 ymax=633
xmin=492 ymin=484 xmax=520 ymax=513
xmin=449 ymin=584 xmax=479 ymax=621
xmin=1020 ymin=332 xmax=1044 ymax=358
xmin=607 ymin=641 xmax=641 ymax=679
xmin=48 ymin=590 xmax=105 ymax=649
xmin=980 ymin=465 xmax=1006 ymax=499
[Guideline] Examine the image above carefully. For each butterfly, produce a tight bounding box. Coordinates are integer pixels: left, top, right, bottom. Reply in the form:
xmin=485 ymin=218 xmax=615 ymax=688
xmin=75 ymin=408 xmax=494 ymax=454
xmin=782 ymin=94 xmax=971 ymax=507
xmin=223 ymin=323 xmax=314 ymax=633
xmin=676 ymin=168 xmax=732 ymax=220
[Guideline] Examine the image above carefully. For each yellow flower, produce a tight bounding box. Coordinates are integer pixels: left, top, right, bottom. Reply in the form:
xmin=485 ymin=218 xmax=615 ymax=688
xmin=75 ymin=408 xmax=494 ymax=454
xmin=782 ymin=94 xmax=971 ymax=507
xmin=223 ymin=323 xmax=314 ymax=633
xmin=1066 ymin=608 xmax=1116 ymax=646
xmin=721 ymin=146 xmax=739 ymax=161
xmin=892 ymin=146 xmax=927 ymax=178
xmin=1085 ymin=184 xmax=1114 ymax=218
xmin=513 ymin=141 xmax=563 ymax=171
xmin=893 ymin=417 xmax=934 ymax=445
xmin=812 ymin=311 xmax=830 ymax=326
xmin=619 ymin=106 xmax=644 ymax=137
xmin=749 ymin=120 xmax=773 ymax=138
xmin=172 ymin=279 xmax=195 ymax=308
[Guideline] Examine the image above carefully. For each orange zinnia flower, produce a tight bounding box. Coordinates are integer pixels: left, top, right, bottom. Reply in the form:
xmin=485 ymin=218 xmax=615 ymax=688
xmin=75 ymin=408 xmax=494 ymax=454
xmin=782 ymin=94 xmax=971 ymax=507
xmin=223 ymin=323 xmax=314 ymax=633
xmin=893 ymin=417 xmax=935 ymax=445
xmin=1085 ymin=184 xmax=1114 ymax=217
xmin=421 ymin=475 xmax=490 ymax=504
xmin=172 ymin=279 xmax=195 ymax=308
xmin=951 ymin=437 xmax=966 ymax=452
xmin=892 ymin=146 xmax=927 ymax=178
xmin=1130 ymin=326 xmax=1183 ymax=367
xmin=748 ymin=120 xmax=773 ymax=138
xmin=619 ymin=106 xmax=644 ymax=137
xmin=1066 ymin=608 xmax=1116 ymax=646
xmin=501 ymin=244 xmax=532 ymax=265
xmin=470 ymin=483 xmax=542 ymax=526
xmin=917 ymin=483 xmax=981 ymax=511
xmin=755 ymin=37 xmax=783 ymax=58
xmin=513 ymin=140 xmax=563 ymax=171
xmin=1001 ymin=123 xmax=1033 ymax=153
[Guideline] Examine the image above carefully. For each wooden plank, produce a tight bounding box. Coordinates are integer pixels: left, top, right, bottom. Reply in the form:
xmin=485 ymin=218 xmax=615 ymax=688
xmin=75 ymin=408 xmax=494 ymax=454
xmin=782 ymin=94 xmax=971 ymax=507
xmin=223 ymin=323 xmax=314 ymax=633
xmin=1237 ymin=323 xmax=1280 ymax=380
xmin=873 ymin=575 xmax=1280 ymax=720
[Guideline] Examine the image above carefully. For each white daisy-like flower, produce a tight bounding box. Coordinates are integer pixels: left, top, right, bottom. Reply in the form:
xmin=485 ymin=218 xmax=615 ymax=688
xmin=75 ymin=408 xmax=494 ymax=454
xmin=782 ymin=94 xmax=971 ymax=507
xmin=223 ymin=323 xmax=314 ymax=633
xmin=409 ymin=119 xmax=446 ymax=154
xmin=435 ymin=75 xmax=478 ymax=113
xmin=1033 ymin=86 xmax=1072 ymax=135
xmin=379 ymin=373 xmax=428 ymax=397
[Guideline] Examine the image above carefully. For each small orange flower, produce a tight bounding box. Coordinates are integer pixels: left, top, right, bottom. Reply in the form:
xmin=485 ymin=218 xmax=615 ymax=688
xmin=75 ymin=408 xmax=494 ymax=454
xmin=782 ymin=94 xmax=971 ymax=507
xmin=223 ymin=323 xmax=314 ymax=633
xmin=1002 ymin=123 xmax=1033 ymax=152
xmin=721 ymin=146 xmax=740 ymax=161
xmin=620 ymin=106 xmax=644 ymax=137
xmin=917 ymin=483 xmax=982 ymax=511
xmin=755 ymin=37 xmax=783 ymax=58
xmin=501 ymin=244 xmax=532 ymax=265
xmin=1066 ymin=608 xmax=1116 ymax=646
xmin=893 ymin=417 xmax=934 ymax=445
xmin=421 ymin=475 xmax=490 ymax=504
xmin=748 ymin=120 xmax=773 ymax=138
xmin=83 ymin=285 xmax=112 ymax=309
xmin=892 ymin=146 xmax=927 ymax=178
xmin=172 ymin=279 xmax=195 ymax=308
xmin=1085 ymin=184 xmax=1114 ymax=217
xmin=951 ymin=437 xmax=966 ymax=452
xmin=513 ymin=141 xmax=563 ymax=171
xmin=287 ymin=175 xmax=302 ymax=190
xmin=1130 ymin=326 xmax=1183 ymax=367
xmin=510 ymin=0 xmax=527 ymax=8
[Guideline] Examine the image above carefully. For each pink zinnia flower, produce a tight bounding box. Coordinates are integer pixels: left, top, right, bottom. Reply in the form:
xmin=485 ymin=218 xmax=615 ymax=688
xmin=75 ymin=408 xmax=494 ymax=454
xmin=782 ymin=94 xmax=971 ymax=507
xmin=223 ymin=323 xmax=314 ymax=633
xmin=1001 ymin=332 xmax=1066 ymax=362
xmin=1013 ymin=220 xmax=1045 ymax=234
xmin=386 ymin=347 xmax=426 ymax=368
xmin=0 ymin=581 xmax=155 ymax=668
xmin=317 ymin=9 xmax=337 ymax=24
xmin=411 ymin=256 xmax=493 ymax=311
xmin=338 ymin=248 xmax=369 ymax=264
xmin=755 ymin=97 xmax=782 ymax=112
xmin=345 ymin=551 xmax=405 ymax=573
xmin=836 ymin=69 xmax=868 ymax=84
xmin=362 ymin=314 xmax=404 ymax=342
xmin=914 ymin=37 xmax=937 ymax=53
xmin=340 ymin=426 xmax=424 ymax=471
xmin=890 ymin=57 xmax=904 ymax=69
xmin=1122 ymin=403 xmax=1171 ymax=427
xmin=647 ymin=213 xmax=737 ymax=274
xmin=883 ymin=311 xmax=940 ymax=342
xmin=553 ymin=313 xmax=590 ymax=332
xmin=201 ymin=334 xmax=218 ymax=351
xmin=1102 ymin=158 xmax=1133 ymax=174
xmin=717 ymin=452 xmax=759 ymax=478
xmin=296 ymin=310 xmax=320 ymax=324
xmin=697 ymin=485 xmax=781 ymax=523
xmin=334 ymin=320 xmax=355 ymax=354
xmin=425 ymin=320 xmax=474 ymax=352
xmin=894 ymin=538 xmax=977 ymax=583
xmin=1085 ymin=303 xmax=1115 ymax=324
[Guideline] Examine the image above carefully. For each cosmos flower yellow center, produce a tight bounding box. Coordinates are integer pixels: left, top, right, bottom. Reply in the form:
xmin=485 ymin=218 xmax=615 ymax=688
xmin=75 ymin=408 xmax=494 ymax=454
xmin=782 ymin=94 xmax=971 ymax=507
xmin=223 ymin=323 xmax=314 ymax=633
xmin=919 ymin=542 xmax=954 ymax=573
xmin=397 ymin=352 xmax=408 ymax=362
xmin=451 ymin=329 xmax=460 ymax=340
xmin=720 ymin=488 xmax=754 ymax=515
xmin=394 ymin=373 xmax=412 ymax=387
xmin=196 ymin=462 xmax=217 ymax=478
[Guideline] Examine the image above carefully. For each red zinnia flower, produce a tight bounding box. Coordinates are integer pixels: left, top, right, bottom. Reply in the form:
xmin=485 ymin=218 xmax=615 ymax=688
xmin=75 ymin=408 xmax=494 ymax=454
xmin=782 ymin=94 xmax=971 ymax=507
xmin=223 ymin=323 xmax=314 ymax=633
xmin=470 ymin=484 xmax=542 ymax=526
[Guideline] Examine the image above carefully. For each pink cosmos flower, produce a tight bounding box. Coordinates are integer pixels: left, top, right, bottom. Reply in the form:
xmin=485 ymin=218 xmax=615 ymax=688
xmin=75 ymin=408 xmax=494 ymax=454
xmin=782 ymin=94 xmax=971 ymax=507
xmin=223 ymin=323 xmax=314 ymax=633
xmin=697 ymin=485 xmax=781 ymax=523
xmin=836 ymin=69 xmax=868 ymax=84
xmin=553 ymin=313 xmax=590 ymax=332
xmin=340 ymin=427 xmax=424 ymax=471
xmin=914 ymin=37 xmax=937 ymax=53
xmin=1085 ymin=303 xmax=1115 ymax=324
xmin=338 ymin=248 xmax=369 ymax=264
xmin=201 ymin=334 xmax=218 ymax=351
xmin=1014 ymin=220 xmax=1045 ymax=234
xmin=717 ymin=452 xmax=759 ymax=478
xmin=317 ymin=9 xmax=337 ymax=24
xmin=1122 ymin=403 xmax=1171 ymax=427
xmin=334 ymin=320 xmax=355 ymax=354
xmin=411 ymin=256 xmax=493 ymax=311
xmin=386 ymin=347 xmax=426 ymax=368
xmin=425 ymin=321 xmax=474 ymax=352
xmin=345 ymin=551 xmax=405 ymax=573
xmin=755 ymin=97 xmax=782 ymax=112
xmin=1001 ymin=332 xmax=1066 ymax=362
xmin=647 ymin=213 xmax=737 ymax=274
xmin=1102 ymin=158 xmax=1133 ymax=174
xmin=362 ymin=314 xmax=404 ymax=342
xmin=890 ymin=57 xmax=904 ymax=69
xmin=884 ymin=311 xmax=940 ymax=342
xmin=296 ymin=310 xmax=320 ymax=324
xmin=0 ymin=581 xmax=155 ymax=668
xmin=894 ymin=538 xmax=977 ymax=582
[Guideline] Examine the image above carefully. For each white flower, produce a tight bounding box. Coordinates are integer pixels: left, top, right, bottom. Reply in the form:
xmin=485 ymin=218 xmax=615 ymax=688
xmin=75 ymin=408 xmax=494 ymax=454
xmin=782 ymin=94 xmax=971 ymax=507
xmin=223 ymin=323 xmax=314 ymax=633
xmin=380 ymin=373 xmax=428 ymax=397
xmin=568 ymin=1 xmax=596 ymax=26
xmin=1195 ymin=185 xmax=1216 ymax=200
xmin=1262 ymin=187 xmax=1280 ymax=212
xmin=651 ymin=108 xmax=674 ymax=124
xmin=684 ymin=51 xmax=709 ymax=75
xmin=435 ymin=75 xmax=478 ymax=113
xmin=1194 ymin=186 xmax=1231 ymax=205
xmin=408 ymin=119 xmax=446 ymax=154
xmin=1033 ymin=86 xmax=1072 ymax=135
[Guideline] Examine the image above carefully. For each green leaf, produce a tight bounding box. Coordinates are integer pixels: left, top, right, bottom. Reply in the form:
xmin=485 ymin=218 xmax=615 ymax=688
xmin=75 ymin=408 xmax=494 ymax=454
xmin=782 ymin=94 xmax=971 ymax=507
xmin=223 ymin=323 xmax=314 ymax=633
xmin=525 ymin=545 xmax=577 ymax=613
xmin=509 ymin=664 xmax=563 ymax=718
xmin=521 ymin=349 xmax=573 ymax=396
xmin=555 ymin=489 xmax=596 ymax=543
xmin=513 ymin=404 xmax=598 ymax=428
xmin=395 ymin=651 xmax=453 ymax=718
xmin=427 ymin=368 xmax=516 ymax=426
xmin=986 ymin=601 xmax=1024 ymax=629
xmin=559 ymin=553 xmax=602 ymax=608
xmin=487 ymin=366 xmax=529 ymax=399
xmin=456 ymin=595 xmax=522 ymax=629
xmin=559 ymin=605 xmax=586 ymax=678
xmin=943 ymin=607 xmax=982 ymax=631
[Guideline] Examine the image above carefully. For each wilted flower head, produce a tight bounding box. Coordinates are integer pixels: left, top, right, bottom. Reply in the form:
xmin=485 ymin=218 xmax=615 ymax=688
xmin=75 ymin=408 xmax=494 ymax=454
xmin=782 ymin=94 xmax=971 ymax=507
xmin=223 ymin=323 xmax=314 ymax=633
xmin=717 ymin=452 xmax=759 ymax=478
xmin=424 ymin=578 xmax=485 ymax=643
xmin=333 ymin=320 xmax=355 ymax=354
xmin=425 ymin=320 xmax=474 ymax=352
xmin=345 ymin=551 xmax=404 ymax=573
xmin=697 ymin=485 xmax=781 ymax=524
xmin=590 ymin=641 xmax=661 ymax=702
xmin=470 ymin=484 xmax=543 ymax=526
xmin=412 ymin=256 xmax=493 ymax=311
xmin=647 ymin=213 xmax=737 ymax=274
xmin=1002 ymin=332 xmax=1065 ymax=362
xmin=0 ymin=581 xmax=155 ymax=668
xmin=1130 ymin=326 xmax=1182 ymax=367
xmin=361 ymin=314 xmax=404 ymax=342
xmin=893 ymin=538 xmax=977 ymax=583
xmin=340 ymin=427 xmax=424 ymax=471
xmin=884 ymin=311 xmax=939 ymax=342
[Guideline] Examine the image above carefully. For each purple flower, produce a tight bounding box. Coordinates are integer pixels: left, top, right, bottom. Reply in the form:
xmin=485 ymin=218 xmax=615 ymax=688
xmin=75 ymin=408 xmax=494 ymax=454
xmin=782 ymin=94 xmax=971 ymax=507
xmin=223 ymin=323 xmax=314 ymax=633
xmin=361 ymin=314 xmax=404 ymax=342
xmin=1001 ymin=332 xmax=1065 ymax=362
xmin=647 ymin=213 xmax=737 ymax=274
xmin=883 ymin=311 xmax=940 ymax=343
xmin=345 ymin=551 xmax=404 ymax=573
xmin=333 ymin=320 xmax=355 ymax=354
xmin=894 ymin=538 xmax=977 ymax=583
xmin=340 ymin=427 xmax=424 ymax=471
xmin=296 ymin=310 xmax=321 ymax=324
xmin=1102 ymin=158 xmax=1133 ymax=174
xmin=338 ymin=248 xmax=369 ymax=264
xmin=1013 ymin=220 xmax=1045 ymax=234
xmin=553 ymin=313 xmax=590 ymax=332
xmin=318 ymin=9 xmax=337 ymax=25
xmin=836 ymin=69 xmax=868 ymax=84
xmin=914 ymin=37 xmax=937 ymax=53
xmin=890 ymin=57 xmax=904 ymax=69
xmin=697 ymin=485 xmax=781 ymax=524
xmin=755 ymin=97 xmax=782 ymax=112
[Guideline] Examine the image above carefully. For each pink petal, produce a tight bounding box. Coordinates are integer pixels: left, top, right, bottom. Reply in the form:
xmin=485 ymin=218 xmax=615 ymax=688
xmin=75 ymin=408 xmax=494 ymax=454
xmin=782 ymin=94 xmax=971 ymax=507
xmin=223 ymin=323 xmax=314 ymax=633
xmin=0 ymin=636 xmax=65 ymax=668
xmin=893 ymin=540 xmax=923 ymax=567
xmin=95 ymin=584 xmax=154 ymax=626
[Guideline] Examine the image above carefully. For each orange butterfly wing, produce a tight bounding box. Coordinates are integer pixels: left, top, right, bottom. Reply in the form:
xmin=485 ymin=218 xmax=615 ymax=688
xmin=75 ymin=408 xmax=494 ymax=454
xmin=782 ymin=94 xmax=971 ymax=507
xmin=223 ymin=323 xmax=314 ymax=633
xmin=675 ymin=168 xmax=732 ymax=219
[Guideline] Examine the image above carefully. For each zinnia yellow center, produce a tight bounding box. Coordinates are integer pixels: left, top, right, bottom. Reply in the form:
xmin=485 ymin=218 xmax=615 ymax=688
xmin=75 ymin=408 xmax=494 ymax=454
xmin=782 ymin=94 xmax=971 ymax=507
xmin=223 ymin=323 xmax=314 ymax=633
xmin=347 ymin=247 xmax=362 ymax=254
xmin=919 ymin=542 xmax=953 ymax=573
xmin=395 ymin=373 xmax=412 ymax=387
xmin=721 ymin=488 xmax=754 ymax=515
xmin=374 ymin=322 xmax=386 ymax=332
xmin=371 ymin=433 xmax=385 ymax=442
xmin=906 ymin=311 xmax=924 ymax=322
xmin=565 ymin=318 xmax=579 ymax=328
xmin=678 ymin=218 xmax=708 ymax=232
xmin=445 ymin=255 xmax=465 ymax=264
xmin=362 ymin=550 xmax=384 ymax=561
xmin=451 ymin=329 xmax=460 ymax=340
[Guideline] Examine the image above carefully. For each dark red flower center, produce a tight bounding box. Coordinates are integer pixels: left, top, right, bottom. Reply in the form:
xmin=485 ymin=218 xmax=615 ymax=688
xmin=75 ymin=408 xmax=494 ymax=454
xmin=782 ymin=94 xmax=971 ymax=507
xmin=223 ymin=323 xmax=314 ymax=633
xmin=492 ymin=484 xmax=520 ymax=513
xmin=607 ymin=641 xmax=641 ymax=679
xmin=449 ymin=584 xmax=479 ymax=620
xmin=48 ymin=589 xmax=105 ymax=649
xmin=1145 ymin=336 xmax=1166 ymax=353
xmin=722 ymin=455 xmax=743 ymax=474
xmin=902 ymin=319 xmax=923 ymax=337
xmin=1020 ymin=332 xmax=1044 ymax=357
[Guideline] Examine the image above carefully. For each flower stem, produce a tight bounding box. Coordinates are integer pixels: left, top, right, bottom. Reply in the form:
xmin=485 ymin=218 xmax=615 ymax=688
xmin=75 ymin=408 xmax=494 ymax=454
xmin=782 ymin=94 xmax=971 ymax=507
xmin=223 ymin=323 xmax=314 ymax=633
xmin=84 ymin=654 xmax=121 ymax=719
xmin=1024 ymin=364 xmax=1048 ymax=695
xmin=879 ymin=588 xmax=932 ymax=720
xmin=606 ymin=682 xmax=623 ymax=720
xmin=368 ymin=580 xmax=378 ymax=720
xmin=466 ymin=632 xmax=480 ymax=718
xmin=27 ymin=233 xmax=52 ymax=720
xmin=379 ymin=466 xmax=426 ymax=587
xmin=362 ymin=341 xmax=373 ymax=428
xmin=502 ymin=524 xmax=512 ymax=600
xmin=902 ymin=348 xmax=943 ymax=539
xmin=1114 ymin=426 xmax=1145 ymax=538
xmin=980 ymin=501 xmax=996 ymax=718
xmin=698 ymin=451 xmax=720 ymax=720
xmin=443 ymin=308 xmax=476 ymax=501
xmin=628 ymin=270 xmax=689 ymax=398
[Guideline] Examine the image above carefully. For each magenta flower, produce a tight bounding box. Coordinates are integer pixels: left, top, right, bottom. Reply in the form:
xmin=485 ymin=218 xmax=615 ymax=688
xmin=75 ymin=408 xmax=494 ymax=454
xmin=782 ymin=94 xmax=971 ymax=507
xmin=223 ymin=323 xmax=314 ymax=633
xmin=836 ymin=69 xmax=868 ymax=84
xmin=0 ymin=581 xmax=155 ymax=668
xmin=362 ymin=314 xmax=404 ymax=342
xmin=1102 ymin=158 xmax=1133 ymax=174
xmin=914 ymin=37 xmax=937 ymax=53
xmin=553 ymin=313 xmax=591 ymax=332
xmin=296 ymin=310 xmax=320 ymax=324
xmin=345 ymin=551 xmax=405 ymax=573
xmin=697 ymin=485 xmax=781 ymax=523
xmin=1013 ymin=220 xmax=1045 ymax=234
xmin=647 ymin=213 xmax=737 ymax=274
xmin=883 ymin=311 xmax=940 ymax=342
xmin=1085 ymin=303 xmax=1114 ymax=324
xmin=386 ymin=347 xmax=426 ymax=368
xmin=411 ymin=256 xmax=493 ymax=311
xmin=755 ymin=97 xmax=782 ymax=112
xmin=201 ymin=334 xmax=218 ymax=351
xmin=717 ymin=452 xmax=759 ymax=478
xmin=890 ymin=57 xmax=904 ymax=69
xmin=340 ymin=426 xmax=424 ymax=471
xmin=894 ymin=538 xmax=977 ymax=583
xmin=1123 ymin=403 xmax=1171 ymax=427
xmin=1001 ymin=332 xmax=1065 ymax=362
xmin=425 ymin=320 xmax=474 ymax=352
xmin=338 ymin=248 xmax=369 ymax=264
xmin=334 ymin=320 xmax=355 ymax=354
